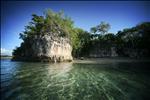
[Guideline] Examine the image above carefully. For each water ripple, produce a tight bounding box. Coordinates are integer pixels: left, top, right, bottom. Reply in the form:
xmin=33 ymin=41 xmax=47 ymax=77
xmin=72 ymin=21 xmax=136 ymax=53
xmin=1 ymin=60 xmax=150 ymax=100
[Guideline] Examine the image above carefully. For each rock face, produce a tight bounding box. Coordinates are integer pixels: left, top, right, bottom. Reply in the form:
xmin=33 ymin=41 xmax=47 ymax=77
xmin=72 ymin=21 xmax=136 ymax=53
xmin=89 ymin=47 xmax=118 ymax=58
xmin=12 ymin=35 xmax=73 ymax=62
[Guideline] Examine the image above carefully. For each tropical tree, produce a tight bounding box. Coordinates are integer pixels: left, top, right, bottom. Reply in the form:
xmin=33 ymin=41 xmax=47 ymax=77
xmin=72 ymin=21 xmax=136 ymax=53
xmin=90 ymin=21 xmax=111 ymax=35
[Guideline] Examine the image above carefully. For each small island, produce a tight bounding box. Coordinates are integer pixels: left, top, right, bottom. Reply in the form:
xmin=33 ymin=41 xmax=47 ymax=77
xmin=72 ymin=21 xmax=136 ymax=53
xmin=12 ymin=9 xmax=150 ymax=62
xmin=12 ymin=10 xmax=73 ymax=62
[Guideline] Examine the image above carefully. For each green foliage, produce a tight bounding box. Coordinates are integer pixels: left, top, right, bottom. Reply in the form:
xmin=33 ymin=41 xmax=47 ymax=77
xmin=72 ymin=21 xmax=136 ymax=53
xmin=18 ymin=9 xmax=75 ymax=40
xmin=90 ymin=21 xmax=110 ymax=35
xmin=72 ymin=28 xmax=91 ymax=57
xmin=90 ymin=27 xmax=97 ymax=34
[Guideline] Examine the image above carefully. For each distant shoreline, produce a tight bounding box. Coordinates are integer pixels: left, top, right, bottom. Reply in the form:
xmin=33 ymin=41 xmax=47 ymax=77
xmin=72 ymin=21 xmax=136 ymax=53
xmin=73 ymin=57 xmax=150 ymax=64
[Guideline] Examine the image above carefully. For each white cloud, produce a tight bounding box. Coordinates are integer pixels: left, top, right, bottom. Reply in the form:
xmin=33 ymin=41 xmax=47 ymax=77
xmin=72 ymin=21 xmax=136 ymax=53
xmin=1 ymin=48 xmax=12 ymax=55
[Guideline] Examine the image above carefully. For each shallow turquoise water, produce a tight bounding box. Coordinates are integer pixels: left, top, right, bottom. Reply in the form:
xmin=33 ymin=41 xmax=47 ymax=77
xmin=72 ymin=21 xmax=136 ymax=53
xmin=1 ymin=59 xmax=150 ymax=100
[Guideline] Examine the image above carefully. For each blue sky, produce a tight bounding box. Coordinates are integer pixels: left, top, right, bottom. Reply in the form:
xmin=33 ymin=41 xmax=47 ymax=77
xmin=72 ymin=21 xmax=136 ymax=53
xmin=1 ymin=1 xmax=150 ymax=55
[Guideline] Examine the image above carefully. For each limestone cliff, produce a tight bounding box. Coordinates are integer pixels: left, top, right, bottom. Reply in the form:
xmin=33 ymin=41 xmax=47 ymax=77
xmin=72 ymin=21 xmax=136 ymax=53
xmin=12 ymin=34 xmax=73 ymax=62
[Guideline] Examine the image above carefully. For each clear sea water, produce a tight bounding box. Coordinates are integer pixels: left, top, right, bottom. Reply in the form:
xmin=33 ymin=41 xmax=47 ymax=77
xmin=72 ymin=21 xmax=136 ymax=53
xmin=1 ymin=59 xmax=150 ymax=100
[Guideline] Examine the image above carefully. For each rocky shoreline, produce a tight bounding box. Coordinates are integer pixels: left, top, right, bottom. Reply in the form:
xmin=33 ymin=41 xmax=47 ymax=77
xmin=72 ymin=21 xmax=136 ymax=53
xmin=12 ymin=56 xmax=72 ymax=62
xmin=11 ymin=56 xmax=72 ymax=63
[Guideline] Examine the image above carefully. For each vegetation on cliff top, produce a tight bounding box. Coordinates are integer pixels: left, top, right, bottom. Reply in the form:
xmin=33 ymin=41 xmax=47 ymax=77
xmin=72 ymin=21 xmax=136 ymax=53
xmin=13 ymin=9 xmax=150 ymax=58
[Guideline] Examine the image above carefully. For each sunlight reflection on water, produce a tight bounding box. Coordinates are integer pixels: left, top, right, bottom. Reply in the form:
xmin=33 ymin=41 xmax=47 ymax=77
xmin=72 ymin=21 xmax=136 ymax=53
xmin=1 ymin=59 xmax=150 ymax=100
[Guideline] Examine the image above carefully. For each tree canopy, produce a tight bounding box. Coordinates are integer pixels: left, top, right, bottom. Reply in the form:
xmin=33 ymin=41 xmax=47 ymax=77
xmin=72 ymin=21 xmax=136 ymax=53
xmin=90 ymin=21 xmax=111 ymax=35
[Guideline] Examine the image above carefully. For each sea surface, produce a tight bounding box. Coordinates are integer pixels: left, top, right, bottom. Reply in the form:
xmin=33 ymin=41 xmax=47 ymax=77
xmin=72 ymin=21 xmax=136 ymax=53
xmin=1 ymin=59 xmax=150 ymax=100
